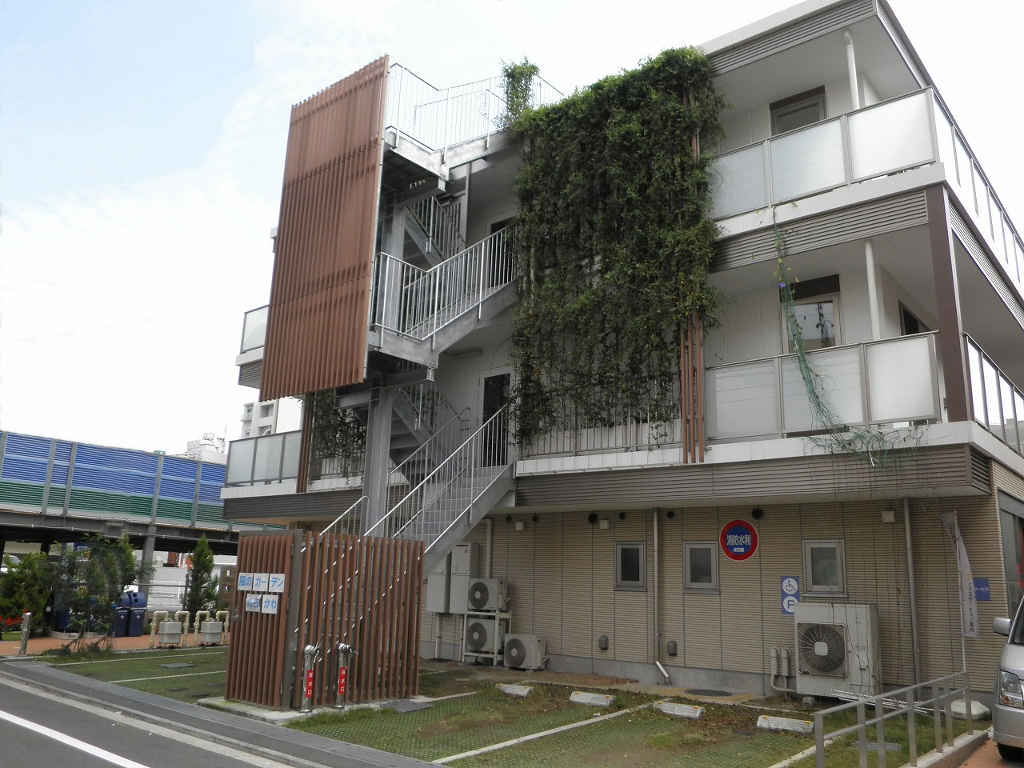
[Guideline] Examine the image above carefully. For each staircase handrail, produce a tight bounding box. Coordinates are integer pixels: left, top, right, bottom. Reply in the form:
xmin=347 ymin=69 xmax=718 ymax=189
xmin=365 ymin=404 xmax=509 ymax=539
xmin=319 ymin=495 xmax=368 ymax=537
xmin=388 ymin=406 xmax=470 ymax=487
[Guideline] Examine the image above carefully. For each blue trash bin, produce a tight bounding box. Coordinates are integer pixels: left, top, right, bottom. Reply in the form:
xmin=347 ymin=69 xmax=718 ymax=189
xmin=112 ymin=607 xmax=129 ymax=637
xmin=128 ymin=608 xmax=146 ymax=637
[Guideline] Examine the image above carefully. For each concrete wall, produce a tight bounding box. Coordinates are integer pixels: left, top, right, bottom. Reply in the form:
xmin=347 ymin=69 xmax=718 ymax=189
xmin=422 ymin=482 xmax=1015 ymax=695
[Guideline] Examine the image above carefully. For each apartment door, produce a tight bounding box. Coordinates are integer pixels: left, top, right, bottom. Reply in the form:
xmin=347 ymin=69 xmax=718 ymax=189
xmin=481 ymin=373 xmax=510 ymax=466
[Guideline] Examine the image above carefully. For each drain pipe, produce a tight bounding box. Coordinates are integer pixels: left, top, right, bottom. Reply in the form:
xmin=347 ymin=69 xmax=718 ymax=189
xmin=843 ymin=29 xmax=861 ymax=111
xmin=150 ymin=610 xmax=168 ymax=648
xmin=904 ymin=498 xmax=921 ymax=685
xmin=216 ymin=610 xmax=229 ymax=644
xmin=653 ymin=510 xmax=670 ymax=685
xmin=174 ymin=610 xmax=190 ymax=647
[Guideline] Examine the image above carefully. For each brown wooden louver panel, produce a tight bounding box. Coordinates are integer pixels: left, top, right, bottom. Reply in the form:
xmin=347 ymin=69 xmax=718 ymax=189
xmin=261 ymin=56 xmax=388 ymax=400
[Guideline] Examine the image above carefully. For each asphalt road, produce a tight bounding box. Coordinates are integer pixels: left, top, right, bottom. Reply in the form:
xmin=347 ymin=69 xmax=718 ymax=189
xmin=0 ymin=676 xmax=274 ymax=767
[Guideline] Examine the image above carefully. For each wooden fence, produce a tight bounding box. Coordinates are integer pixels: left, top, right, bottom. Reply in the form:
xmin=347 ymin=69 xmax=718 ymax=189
xmin=226 ymin=530 xmax=423 ymax=708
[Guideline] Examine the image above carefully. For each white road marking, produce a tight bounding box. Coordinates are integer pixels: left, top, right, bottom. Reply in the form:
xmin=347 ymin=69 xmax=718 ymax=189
xmin=0 ymin=707 xmax=152 ymax=768
xmin=111 ymin=670 xmax=226 ymax=683
xmin=52 ymin=650 xmax=226 ymax=667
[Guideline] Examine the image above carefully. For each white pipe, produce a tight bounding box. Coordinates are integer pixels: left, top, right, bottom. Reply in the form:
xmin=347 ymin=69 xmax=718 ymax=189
xmin=150 ymin=610 xmax=168 ymax=648
xmin=904 ymin=498 xmax=921 ymax=685
xmin=216 ymin=610 xmax=229 ymax=644
xmin=174 ymin=611 xmax=190 ymax=647
xmin=483 ymin=518 xmax=493 ymax=578
xmin=652 ymin=509 xmax=660 ymax=669
xmin=865 ymin=240 xmax=882 ymax=341
xmin=193 ymin=610 xmax=210 ymax=636
xmin=655 ymin=661 xmax=672 ymax=685
xmin=844 ymin=30 xmax=861 ymax=111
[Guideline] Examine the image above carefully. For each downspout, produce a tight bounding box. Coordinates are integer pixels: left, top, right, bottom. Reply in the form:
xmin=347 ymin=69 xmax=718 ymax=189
xmin=653 ymin=509 xmax=670 ymax=685
xmin=904 ymin=498 xmax=921 ymax=685
xmin=843 ymin=30 xmax=861 ymax=111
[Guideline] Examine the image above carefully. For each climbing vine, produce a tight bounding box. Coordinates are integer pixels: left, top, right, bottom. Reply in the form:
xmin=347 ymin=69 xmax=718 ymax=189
xmin=310 ymin=390 xmax=365 ymax=475
xmin=500 ymin=59 xmax=539 ymax=129
xmin=509 ymin=48 xmax=723 ymax=446
xmin=774 ymin=228 xmax=922 ymax=467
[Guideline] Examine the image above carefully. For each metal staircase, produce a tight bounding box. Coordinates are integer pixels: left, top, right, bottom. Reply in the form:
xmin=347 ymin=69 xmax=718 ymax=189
xmin=404 ymin=196 xmax=464 ymax=266
xmin=371 ymin=224 xmax=519 ymax=366
xmin=365 ymin=405 xmax=513 ymax=572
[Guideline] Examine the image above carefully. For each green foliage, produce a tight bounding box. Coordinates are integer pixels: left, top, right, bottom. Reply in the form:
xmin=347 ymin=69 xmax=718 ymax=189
xmin=311 ymin=389 xmax=365 ymax=475
xmin=0 ymin=553 xmax=54 ymax=634
xmin=500 ymin=59 xmax=539 ymax=128
xmin=54 ymin=536 xmax=149 ymax=635
xmin=509 ymin=48 xmax=722 ymax=444
xmin=185 ymin=535 xmax=216 ymax=616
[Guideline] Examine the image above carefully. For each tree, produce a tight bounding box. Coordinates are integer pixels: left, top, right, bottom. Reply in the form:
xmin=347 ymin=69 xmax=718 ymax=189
xmin=0 ymin=553 xmax=54 ymax=634
xmin=185 ymin=535 xmax=216 ymax=617
xmin=53 ymin=536 xmax=150 ymax=634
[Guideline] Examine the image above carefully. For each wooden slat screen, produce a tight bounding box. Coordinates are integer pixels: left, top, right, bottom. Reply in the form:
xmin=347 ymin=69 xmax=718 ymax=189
xmin=226 ymin=532 xmax=295 ymax=707
xmin=292 ymin=532 xmax=424 ymax=707
xmin=226 ymin=530 xmax=423 ymax=709
xmin=261 ymin=57 xmax=389 ymax=400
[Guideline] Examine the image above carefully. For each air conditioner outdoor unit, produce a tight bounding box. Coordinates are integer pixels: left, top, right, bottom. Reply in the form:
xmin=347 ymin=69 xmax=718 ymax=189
xmin=503 ymin=634 xmax=547 ymax=670
xmin=795 ymin=602 xmax=880 ymax=698
xmin=467 ymin=578 xmax=505 ymax=612
xmin=465 ymin=617 xmax=504 ymax=655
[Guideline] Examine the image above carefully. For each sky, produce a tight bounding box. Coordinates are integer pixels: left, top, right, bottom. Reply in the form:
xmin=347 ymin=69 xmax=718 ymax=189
xmin=1 ymin=0 xmax=1022 ymax=454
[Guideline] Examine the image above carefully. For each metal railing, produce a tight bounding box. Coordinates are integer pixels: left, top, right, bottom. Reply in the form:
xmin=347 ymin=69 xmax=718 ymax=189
xmin=225 ymin=430 xmax=301 ymax=485
xmin=385 ymin=63 xmax=563 ymax=155
xmin=966 ymin=334 xmax=1024 ymax=455
xmin=704 ymin=332 xmax=940 ymax=441
xmin=812 ymin=670 xmax=975 ymax=767
xmin=520 ymin=388 xmax=682 ymax=459
xmin=373 ymin=224 xmax=518 ymax=344
xmin=239 ymin=305 xmax=268 ymax=354
xmin=366 ymin=406 xmax=510 ymax=551
xmin=408 ymin=195 xmax=464 ymax=260
xmin=319 ymin=495 xmax=367 ymax=537
xmin=712 ymin=86 xmax=1024 ymax=302
xmin=388 ymin=406 xmax=469 ymax=488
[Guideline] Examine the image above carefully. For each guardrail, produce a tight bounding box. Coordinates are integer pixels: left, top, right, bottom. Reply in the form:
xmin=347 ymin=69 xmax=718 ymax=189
xmin=239 ymin=304 xmax=268 ymax=354
xmin=966 ymin=334 xmax=1024 ymax=455
xmin=225 ymin=431 xmax=301 ymax=486
xmin=319 ymin=495 xmax=367 ymax=537
xmin=812 ymin=670 xmax=973 ymax=767
xmin=705 ymin=332 xmax=940 ymax=441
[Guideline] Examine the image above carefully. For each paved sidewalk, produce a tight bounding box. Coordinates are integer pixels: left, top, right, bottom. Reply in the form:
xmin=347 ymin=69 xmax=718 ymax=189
xmin=0 ymin=632 xmax=229 ymax=656
xmin=962 ymin=740 xmax=1024 ymax=767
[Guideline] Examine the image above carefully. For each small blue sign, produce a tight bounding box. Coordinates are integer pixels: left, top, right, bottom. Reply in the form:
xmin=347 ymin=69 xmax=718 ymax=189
xmin=974 ymin=577 xmax=991 ymax=602
xmin=781 ymin=576 xmax=800 ymax=615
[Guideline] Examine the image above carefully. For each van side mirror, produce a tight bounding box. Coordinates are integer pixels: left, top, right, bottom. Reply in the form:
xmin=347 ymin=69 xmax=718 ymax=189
xmin=994 ymin=617 xmax=1012 ymax=636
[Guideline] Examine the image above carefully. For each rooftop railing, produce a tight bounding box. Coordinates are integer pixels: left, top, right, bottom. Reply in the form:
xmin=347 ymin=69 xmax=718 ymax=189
xmin=385 ymin=63 xmax=563 ymax=154
xmin=711 ymin=86 xmax=1024 ymax=302
xmin=966 ymin=334 xmax=1024 ymax=455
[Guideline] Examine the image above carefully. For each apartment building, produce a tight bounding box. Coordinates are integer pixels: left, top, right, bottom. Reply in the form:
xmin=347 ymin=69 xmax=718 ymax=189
xmin=222 ymin=0 xmax=1024 ymax=698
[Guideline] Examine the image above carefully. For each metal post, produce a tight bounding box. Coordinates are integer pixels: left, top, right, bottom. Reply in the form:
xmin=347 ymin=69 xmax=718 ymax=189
xmin=814 ymin=711 xmax=825 ymax=768
xmin=904 ymin=498 xmax=921 ymax=686
xmin=907 ymin=686 xmax=918 ymax=766
xmin=18 ymin=612 xmax=30 ymax=656
xmin=856 ymin=699 xmax=868 ymax=768
xmin=964 ymin=670 xmax=973 ymax=734
xmin=875 ymin=694 xmax=887 ymax=768
xmin=944 ymin=684 xmax=953 ymax=746
xmin=933 ymin=683 xmax=943 ymax=750
xmin=301 ymin=643 xmax=320 ymax=712
xmin=335 ymin=642 xmax=355 ymax=709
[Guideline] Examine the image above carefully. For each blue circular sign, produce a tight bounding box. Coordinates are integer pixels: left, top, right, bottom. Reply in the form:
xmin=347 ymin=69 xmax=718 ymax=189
xmin=720 ymin=519 xmax=758 ymax=561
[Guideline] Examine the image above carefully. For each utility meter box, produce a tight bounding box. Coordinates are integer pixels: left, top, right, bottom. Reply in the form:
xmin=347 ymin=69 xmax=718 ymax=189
xmin=426 ymin=553 xmax=451 ymax=614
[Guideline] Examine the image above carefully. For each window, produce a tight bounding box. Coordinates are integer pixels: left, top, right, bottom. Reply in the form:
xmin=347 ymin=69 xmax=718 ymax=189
xmin=899 ymin=303 xmax=929 ymax=336
xmin=685 ymin=543 xmax=718 ymax=590
xmin=615 ymin=542 xmax=646 ymax=591
xmin=770 ymin=87 xmax=826 ymax=135
xmin=792 ymin=299 xmax=839 ymax=350
xmin=803 ymin=540 xmax=846 ymax=594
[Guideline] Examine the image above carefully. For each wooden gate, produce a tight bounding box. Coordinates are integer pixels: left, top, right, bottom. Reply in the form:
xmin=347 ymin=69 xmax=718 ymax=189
xmin=226 ymin=530 xmax=423 ymax=708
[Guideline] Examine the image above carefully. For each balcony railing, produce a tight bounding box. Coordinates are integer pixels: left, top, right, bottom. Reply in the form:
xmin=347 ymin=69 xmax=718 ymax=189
xmin=385 ymin=63 xmax=563 ymax=154
xmin=225 ymin=430 xmax=301 ymax=486
xmin=711 ymin=86 xmax=1024 ymax=302
xmin=966 ymin=335 xmax=1024 ymax=455
xmin=239 ymin=304 xmax=268 ymax=354
xmin=704 ymin=332 xmax=940 ymax=441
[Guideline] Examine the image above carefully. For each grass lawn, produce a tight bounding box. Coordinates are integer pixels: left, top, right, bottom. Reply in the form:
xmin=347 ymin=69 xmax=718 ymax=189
xmin=458 ymin=703 xmax=812 ymax=768
xmin=1 ymin=631 xmax=21 ymax=641
xmin=46 ymin=647 xmax=229 ymax=703
xmin=290 ymin=684 xmax=655 ymax=762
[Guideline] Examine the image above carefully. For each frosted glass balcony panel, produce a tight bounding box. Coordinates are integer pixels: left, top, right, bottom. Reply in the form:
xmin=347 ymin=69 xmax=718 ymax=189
xmin=983 ymin=358 xmax=1005 ymax=440
xmin=968 ymin=343 xmax=986 ymax=425
xmin=954 ymin=134 xmax=975 ymax=210
xmin=770 ymin=120 xmax=845 ymax=202
xmin=866 ymin=336 xmax=936 ymax=422
xmin=226 ymin=439 xmax=256 ymax=484
xmin=705 ymin=361 xmax=780 ymax=439
xmin=282 ymin=432 xmax=302 ymax=479
xmin=848 ymin=92 xmax=933 ymax=180
xmin=782 ymin=347 xmax=863 ymax=433
xmin=253 ymin=436 xmax=284 ymax=482
xmin=1001 ymin=375 xmax=1019 ymax=452
xmin=241 ymin=306 xmax=268 ymax=353
xmin=710 ymin=145 xmax=766 ymax=219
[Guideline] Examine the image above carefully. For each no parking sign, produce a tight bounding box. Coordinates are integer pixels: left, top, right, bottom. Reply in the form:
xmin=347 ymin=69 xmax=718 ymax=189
xmin=720 ymin=519 xmax=758 ymax=561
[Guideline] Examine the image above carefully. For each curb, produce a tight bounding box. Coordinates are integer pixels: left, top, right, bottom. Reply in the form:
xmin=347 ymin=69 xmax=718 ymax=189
xmin=913 ymin=728 xmax=990 ymax=768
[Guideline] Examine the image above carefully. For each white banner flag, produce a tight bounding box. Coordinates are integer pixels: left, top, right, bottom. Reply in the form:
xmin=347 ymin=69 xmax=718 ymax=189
xmin=940 ymin=511 xmax=978 ymax=638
